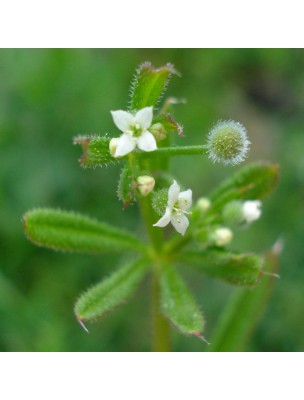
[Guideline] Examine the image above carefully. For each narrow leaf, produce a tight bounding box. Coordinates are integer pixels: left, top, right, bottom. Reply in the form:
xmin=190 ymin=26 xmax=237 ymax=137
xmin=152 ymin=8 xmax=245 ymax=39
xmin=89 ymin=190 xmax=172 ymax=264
xmin=129 ymin=62 xmax=178 ymax=111
xmin=75 ymin=258 xmax=148 ymax=321
xmin=210 ymin=162 xmax=279 ymax=210
xmin=209 ymin=241 xmax=282 ymax=351
xmin=160 ymin=263 xmax=205 ymax=335
xmin=180 ymin=249 xmax=264 ymax=287
xmin=117 ymin=165 xmax=136 ymax=206
xmin=73 ymin=135 xmax=119 ymax=168
xmin=23 ymin=209 xmax=146 ymax=253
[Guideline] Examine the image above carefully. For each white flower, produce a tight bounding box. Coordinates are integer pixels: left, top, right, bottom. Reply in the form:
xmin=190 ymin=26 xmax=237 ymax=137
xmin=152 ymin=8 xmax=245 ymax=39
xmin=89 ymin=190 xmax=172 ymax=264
xmin=242 ymin=200 xmax=262 ymax=223
xmin=109 ymin=106 xmax=157 ymax=157
xmin=153 ymin=180 xmax=192 ymax=236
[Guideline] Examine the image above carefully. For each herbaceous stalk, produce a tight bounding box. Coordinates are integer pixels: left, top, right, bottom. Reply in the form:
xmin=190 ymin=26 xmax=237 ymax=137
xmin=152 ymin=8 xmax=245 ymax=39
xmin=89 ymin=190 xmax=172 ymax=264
xmin=22 ymin=62 xmax=279 ymax=351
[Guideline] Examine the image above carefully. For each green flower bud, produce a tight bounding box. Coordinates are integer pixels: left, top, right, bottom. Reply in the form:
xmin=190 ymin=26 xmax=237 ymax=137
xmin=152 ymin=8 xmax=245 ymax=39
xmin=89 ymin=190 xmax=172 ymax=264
xmin=222 ymin=201 xmax=244 ymax=226
xmin=206 ymin=120 xmax=250 ymax=165
xmin=149 ymin=123 xmax=167 ymax=142
xmin=151 ymin=188 xmax=168 ymax=216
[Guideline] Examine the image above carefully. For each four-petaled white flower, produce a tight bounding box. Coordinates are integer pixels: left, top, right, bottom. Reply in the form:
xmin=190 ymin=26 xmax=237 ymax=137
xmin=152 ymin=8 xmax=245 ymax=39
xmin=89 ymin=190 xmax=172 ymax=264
xmin=109 ymin=106 xmax=157 ymax=158
xmin=153 ymin=180 xmax=192 ymax=236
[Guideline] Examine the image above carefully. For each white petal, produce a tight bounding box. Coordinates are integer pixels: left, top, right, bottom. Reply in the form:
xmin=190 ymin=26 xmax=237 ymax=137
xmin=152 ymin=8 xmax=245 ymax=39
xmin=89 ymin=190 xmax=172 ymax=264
xmin=153 ymin=207 xmax=172 ymax=228
xmin=114 ymin=134 xmax=136 ymax=157
xmin=168 ymin=180 xmax=180 ymax=209
xmin=137 ymin=130 xmax=157 ymax=152
xmin=111 ymin=110 xmax=134 ymax=132
xmin=178 ymin=189 xmax=192 ymax=211
xmin=171 ymin=214 xmax=189 ymax=236
xmin=135 ymin=107 xmax=153 ymax=129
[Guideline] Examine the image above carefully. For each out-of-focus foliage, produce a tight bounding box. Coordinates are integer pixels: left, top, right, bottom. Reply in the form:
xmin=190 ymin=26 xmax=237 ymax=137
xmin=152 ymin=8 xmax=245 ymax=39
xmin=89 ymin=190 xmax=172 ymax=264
xmin=0 ymin=49 xmax=303 ymax=351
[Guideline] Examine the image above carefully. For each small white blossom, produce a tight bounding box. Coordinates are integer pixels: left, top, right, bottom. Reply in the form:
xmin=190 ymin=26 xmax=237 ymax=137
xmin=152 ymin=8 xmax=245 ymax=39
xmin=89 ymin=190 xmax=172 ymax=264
xmin=153 ymin=180 xmax=192 ymax=236
xmin=109 ymin=106 xmax=157 ymax=158
xmin=213 ymin=227 xmax=233 ymax=247
xmin=242 ymin=200 xmax=262 ymax=223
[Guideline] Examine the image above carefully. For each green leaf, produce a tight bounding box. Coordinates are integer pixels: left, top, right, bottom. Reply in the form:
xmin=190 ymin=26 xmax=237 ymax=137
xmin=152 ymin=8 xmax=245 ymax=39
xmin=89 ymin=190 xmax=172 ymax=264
xmin=180 ymin=249 xmax=264 ymax=287
xmin=209 ymin=242 xmax=282 ymax=351
xmin=129 ymin=62 xmax=178 ymax=111
xmin=210 ymin=162 xmax=279 ymax=210
xmin=117 ymin=165 xmax=136 ymax=206
xmin=160 ymin=263 xmax=205 ymax=335
xmin=75 ymin=258 xmax=148 ymax=321
xmin=23 ymin=209 xmax=146 ymax=253
xmin=73 ymin=135 xmax=119 ymax=168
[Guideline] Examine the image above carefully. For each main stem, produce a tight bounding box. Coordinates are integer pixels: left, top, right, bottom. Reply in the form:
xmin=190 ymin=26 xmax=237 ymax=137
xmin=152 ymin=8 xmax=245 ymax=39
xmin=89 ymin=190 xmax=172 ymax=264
xmin=128 ymin=153 xmax=171 ymax=352
xmin=138 ymin=196 xmax=171 ymax=352
xmin=151 ymin=267 xmax=171 ymax=352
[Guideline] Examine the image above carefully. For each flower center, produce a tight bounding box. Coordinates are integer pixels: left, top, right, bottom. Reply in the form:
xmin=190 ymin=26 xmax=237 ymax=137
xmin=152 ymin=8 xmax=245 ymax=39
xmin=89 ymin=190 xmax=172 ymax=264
xmin=132 ymin=123 xmax=143 ymax=137
xmin=173 ymin=205 xmax=192 ymax=216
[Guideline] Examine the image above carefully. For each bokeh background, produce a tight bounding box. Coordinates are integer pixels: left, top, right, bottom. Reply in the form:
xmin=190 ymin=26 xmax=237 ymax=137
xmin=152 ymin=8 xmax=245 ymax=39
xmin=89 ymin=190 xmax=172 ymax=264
xmin=0 ymin=49 xmax=303 ymax=351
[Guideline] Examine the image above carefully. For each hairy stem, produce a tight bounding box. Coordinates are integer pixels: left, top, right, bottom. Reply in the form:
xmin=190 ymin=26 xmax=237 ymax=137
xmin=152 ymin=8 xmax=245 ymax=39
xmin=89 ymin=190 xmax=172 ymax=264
xmin=151 ymin=269 xmax=171 ymax=352
xmin=137 ymin=192 xmax=171 ymax=351
xmin=140 ymin=145 xmax=208 ymax=159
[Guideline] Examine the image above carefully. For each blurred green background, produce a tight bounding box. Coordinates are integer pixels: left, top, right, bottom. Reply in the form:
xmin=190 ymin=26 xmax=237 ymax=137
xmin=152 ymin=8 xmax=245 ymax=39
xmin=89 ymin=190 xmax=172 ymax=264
xmin=0 ymin=49 xmax=303 ymax=351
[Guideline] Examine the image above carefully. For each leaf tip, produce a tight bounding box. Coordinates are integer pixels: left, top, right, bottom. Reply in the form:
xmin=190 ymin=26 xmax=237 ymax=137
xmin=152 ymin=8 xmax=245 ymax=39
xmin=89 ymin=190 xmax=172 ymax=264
xmin=77 ymin=318 xmax=90 ymax=334
xmin=194 ymin=332 xmax=210 ymax=346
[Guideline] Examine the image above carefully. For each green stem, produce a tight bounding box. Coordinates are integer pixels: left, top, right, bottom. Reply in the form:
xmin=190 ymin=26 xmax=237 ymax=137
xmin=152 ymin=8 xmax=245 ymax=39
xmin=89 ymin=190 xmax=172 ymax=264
xmin=138 ymin=196 xmax=171 ymax=351
xmin=151 ymin=269 xmax=171 ymax=352
xmin=137 ymin=189 xmax=171 ymax=352
xmin=139 ymin=145 xmax=208 ymax=159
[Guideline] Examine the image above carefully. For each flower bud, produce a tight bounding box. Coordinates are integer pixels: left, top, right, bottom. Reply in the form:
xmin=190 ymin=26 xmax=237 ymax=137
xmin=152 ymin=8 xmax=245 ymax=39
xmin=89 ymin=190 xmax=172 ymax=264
xmin=242 ymin=200 xmax=262 ymax=223
xmin=223 ymin=200 xmax=262 ymax=226
xmin=206 ymin=120 xmax=250 ymax=165
xmin=222 ymin=201 xmax=244 ymax=226
xmin=211 ymin=227 xmax=233 ymax=247
xmin=137 ymin=175 xmax=155 ymax=197
xmin=149 ymin=123 xmax=167 ymax=142
xmin=197 ymin=197 xmax=211 ymax=212
xmin=109 ymin=137 xmax=120 ymax=157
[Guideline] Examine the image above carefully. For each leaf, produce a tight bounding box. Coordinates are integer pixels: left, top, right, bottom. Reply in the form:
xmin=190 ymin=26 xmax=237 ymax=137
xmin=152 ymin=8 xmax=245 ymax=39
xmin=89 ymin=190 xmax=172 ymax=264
xmin=117 ymin=165 xmax=137 ymax=206
xmin=129 ymin=62 xmax=178 ymax=111
xmin=180 ymin=248 xmax=264 ymax=287
xmin=209 ymin=162 xmax=279 ymax=210
xmin=160 ymin=263 xmax=205 ymax=335
xmin=75 ymin=258 xmax=148 ymax=321
xmin=208 ymin=241 xmax=282 ymax=352
xmin=23 ymin=209 xmax=146 ymax=254
xmin=73 ymin=135 xmax=119 ymax=168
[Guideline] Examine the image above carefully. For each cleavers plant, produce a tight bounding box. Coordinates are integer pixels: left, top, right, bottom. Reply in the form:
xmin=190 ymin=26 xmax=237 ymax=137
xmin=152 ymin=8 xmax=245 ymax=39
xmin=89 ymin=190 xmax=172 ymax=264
xmin=22 ymin=62 xmax=279 ymax=351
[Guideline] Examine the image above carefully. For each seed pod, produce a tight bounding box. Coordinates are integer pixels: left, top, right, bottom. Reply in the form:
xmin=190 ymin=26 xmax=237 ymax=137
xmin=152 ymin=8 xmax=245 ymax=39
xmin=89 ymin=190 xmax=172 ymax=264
xmin=206 ymin=120 xmax=250 ymax=165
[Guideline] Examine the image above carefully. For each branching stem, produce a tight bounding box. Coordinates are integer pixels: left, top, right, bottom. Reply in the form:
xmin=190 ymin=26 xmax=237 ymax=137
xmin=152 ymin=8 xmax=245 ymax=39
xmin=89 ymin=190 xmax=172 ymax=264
xmin=139 ymin=145 xmax=208 ymax=159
